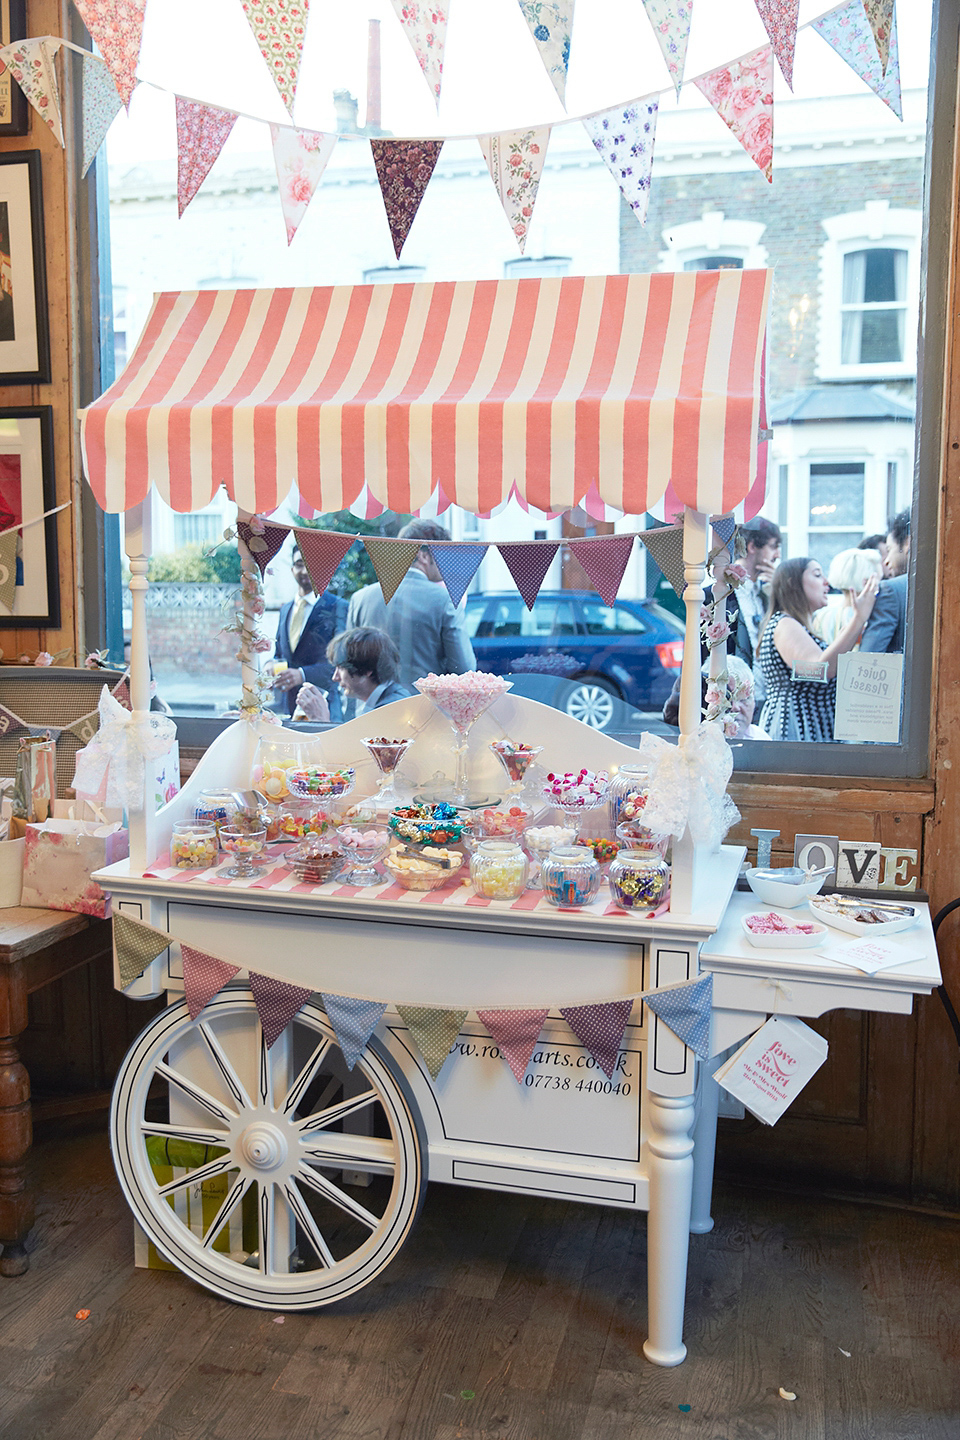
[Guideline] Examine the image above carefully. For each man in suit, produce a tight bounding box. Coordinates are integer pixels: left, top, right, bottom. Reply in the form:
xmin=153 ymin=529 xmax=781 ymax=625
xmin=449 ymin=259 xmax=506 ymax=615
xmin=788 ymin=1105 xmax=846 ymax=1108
xmin=271 ymin=545 xmax=340 ymax=717
xmin=346 ymin=519 xmax=476 ymax=688
xmin=294 ymin=628 xmax=412 ymax=720
xmin=860 ymin=509 xmax=910 ymax=653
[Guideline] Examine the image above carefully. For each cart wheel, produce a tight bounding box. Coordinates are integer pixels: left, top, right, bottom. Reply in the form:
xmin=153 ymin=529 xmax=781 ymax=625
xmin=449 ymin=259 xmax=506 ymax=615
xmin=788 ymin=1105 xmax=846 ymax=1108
xmin=110 ymin=989 xmax=426 ymax=1310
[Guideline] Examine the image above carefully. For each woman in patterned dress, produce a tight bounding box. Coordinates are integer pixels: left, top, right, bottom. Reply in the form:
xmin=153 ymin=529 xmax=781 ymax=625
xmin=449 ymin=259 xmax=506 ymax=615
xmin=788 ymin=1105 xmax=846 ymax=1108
xmin=756 ymin=557 xmax=878 ymax=742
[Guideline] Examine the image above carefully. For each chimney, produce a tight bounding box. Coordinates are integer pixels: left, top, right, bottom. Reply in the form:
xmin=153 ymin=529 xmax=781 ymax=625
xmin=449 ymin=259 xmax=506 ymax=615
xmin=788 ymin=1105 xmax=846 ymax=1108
xmin=333 ymin=89 xmax=359 ymax=134
xmin=366 ymin=19 xmax=382 ymax=134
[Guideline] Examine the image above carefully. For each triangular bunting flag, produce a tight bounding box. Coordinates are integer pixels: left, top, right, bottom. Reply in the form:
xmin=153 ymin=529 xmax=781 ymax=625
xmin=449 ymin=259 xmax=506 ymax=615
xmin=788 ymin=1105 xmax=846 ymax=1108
xmin=292 ymin=527 xmax=355 ymax=595
xmin=111 ymin=677 xmax=132 ymax=710
xmin=641 ymin=0 xmax=693 ymax=97
xmin=68 ymin=709 xmax=100 ymax=745
xmin=863 ymin=0 xmax=895 ymax=74
xmin=27 ymin=724 xmax=61 ymax=740
xmin=175 ymin=98 xmax=238 ymax=218
xmin=637 ymin=524 xmax=685 ymax=598
xmin=642 ymin=973 xmax=713 ymax=1060
xmin=517 ymin=0 xmax=575 ymax=105
xmin=270 ymin=125 xmax=336 ymax=244
xmin=371 ymin=139 xmax=444 ymax=258
xmin=80 ymin=52 xmax=123 ymax=179
xmin=114 ymin=912 xmax=170 ymax=988
xmin=0 ymin=38 xmax=64 ymax=145
xmin=813 ymin=0 xmax=902 ymax=119
xmin=695 ymin=45 xmax=774 ymax=182
xmin=583 ymin=99 xmax=658 ymax=225
xmin=478 ymin=126 xmax=550 ymax=254
xmin=241 ymin=0 xmax=310 ymax=116
xmin=237 ymin=520 xmax=289 ymax=576
xmin=389 ymin=0 xmax=449 ymax=109
xmin=0 ymin=530 xmax=17 ymax=613
xmin=397 ymin=1005 xmax=468 ymax=1080
xmin=321 ymin=993 xmax=388 ymax=1071
xmin=73 ymin=0 xmax=146 ymax=109
xmin=560 ymin=999 xmax=633 ymax=1079
xmin=477 ymin=1008 xmax=549 ymax=1084
xmin=753 ymin=0 xmax=800 ymax=88
xmin=181 ymin=944 xmax=241 ymax=1021
xmin=497 ymin=542 xmax=558 ymax=610
xmin=711 ymin=515 xmax=737 ymax=551
xmin=0 ymin=701 xmax=24 ymax=739
xmin=567 ymin=535 xmax=635 ymax=606
xmin=363 ymin=538 xmax=420 ymax=604
xmin=249 ymin=971 xmax=313 ymax=1049
xmin=432 ymin=543 xmax=487 ymax=608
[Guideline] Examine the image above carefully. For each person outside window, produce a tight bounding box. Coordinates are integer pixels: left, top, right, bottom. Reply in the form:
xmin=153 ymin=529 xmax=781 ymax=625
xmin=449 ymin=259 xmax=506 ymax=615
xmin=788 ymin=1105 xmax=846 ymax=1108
xmin=295 ymin=628 xmax=412 ymax=721
xmin=812 ymin=547 xmax=884 ymax=646
xmin=860 ymin=509 xmax=910 ymax=654
xmin=269 ymin=545 xmax=340 ymax=717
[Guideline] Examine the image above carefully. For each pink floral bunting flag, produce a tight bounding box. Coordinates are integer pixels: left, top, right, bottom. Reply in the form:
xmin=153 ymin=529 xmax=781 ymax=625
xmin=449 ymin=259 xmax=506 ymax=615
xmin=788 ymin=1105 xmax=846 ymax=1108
xmin=479 ymin=127 xmax=550 ymax=254
xmin=560 ymin=999 xmax=633 ymax=1079
xmin=371 ymin=139 xmax=444 ymax=258
xmin=813 ymin=0 xmax=902 ymax=119
xmin=176 ymin=98 xmax=238 ymax=218
xmin=863 ymin=0 xmax=895 ymax=75
xmin=497 ymin=541 xmax=559 ymax=610
xmin=293 ymin=527 xmax=356 ymax=596
xmin=517 ymin=0 xmax=575 ymax=106
xmin=249 ymin=971 xmax=313 ymax=1049
xmin=241 ymin=0 xmax=310 ymax=116
xmin=0 ymin=38 xmax=64 ymax=146
xmin=695 ymin=44 xmax=775 ymax=182
xmin=363 ymin=538 xmax=421 ymax=604
xmin=641 ymin=0 xmax=694 ymax=97
xmin=389 ymin=1 xmax=449 ymax=110
xmin=181 ymin=945 xmax=241 ymax=1021
xmin=80 ymin=52 xmax=123 ymax=179
xmin=567 ymin=534 xmax=635 ymax=606
xmin=477 ymin=1008 xmax=549 ymax=1084
xmin=397 ymin=1006 xmax=468 ymax=1080
xmin=753 ymin=0 xmax=800 ymax=88
xmin=73 ymin=0 xmax=146 ymax=110
xmin=237 ymin=520 xmax=289 ymax=576
xmin=269 ymin=125 xmax=337 ymax=244
xmin=583 ymin=98 xmax=659 ymax=225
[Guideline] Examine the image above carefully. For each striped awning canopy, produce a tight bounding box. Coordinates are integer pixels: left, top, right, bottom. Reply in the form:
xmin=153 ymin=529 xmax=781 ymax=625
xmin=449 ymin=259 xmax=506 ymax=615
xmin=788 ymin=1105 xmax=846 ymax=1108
xmin=79 ymin=270 xmax=771 ymax=519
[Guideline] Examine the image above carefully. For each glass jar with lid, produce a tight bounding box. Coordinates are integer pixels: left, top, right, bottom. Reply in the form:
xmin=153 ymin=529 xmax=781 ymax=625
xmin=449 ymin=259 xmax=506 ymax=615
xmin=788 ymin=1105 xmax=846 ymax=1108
xmin=608 ymin=848 xmax=671 ymax=911
xmin=608 ymin=763 xmax=650 ymax=831
xmin=540 ymin=845 xmax=601 ymax=908
xmin=170 ymin=821 xmax=219 ymax=870
xmin=194 ymin=789 xmax=239 ymax=839
xmin=469 ymin=840 xmax=529 ymax=900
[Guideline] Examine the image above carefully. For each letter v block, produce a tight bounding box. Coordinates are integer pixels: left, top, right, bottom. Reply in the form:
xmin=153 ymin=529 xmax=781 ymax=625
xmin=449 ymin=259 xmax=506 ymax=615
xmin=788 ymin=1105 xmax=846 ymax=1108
xmin=836 ymin=840 xmax=882 ymax=890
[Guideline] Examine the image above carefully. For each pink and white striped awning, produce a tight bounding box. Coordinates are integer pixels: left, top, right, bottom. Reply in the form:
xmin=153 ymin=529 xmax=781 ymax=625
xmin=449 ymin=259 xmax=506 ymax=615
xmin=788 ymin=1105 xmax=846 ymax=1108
xmin=79 ymin=270 xmax=771 ymax=518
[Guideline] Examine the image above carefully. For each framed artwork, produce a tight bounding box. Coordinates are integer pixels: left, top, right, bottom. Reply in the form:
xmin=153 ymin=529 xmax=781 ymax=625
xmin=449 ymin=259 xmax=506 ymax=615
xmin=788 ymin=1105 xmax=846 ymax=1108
xmin=0 ymin=406 xmax=60 ymax=628
xmin=0 ymin=151 xmax=50 ymax=385
xmin=0 ymin=2 xmax=27 ymax=138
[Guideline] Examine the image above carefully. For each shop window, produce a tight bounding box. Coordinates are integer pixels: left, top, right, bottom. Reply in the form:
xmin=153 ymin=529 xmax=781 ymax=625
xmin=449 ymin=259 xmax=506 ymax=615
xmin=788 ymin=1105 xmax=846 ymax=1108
xmin=817 ymin=204 xmax=922 ymax=381
xmin=807 ymin=463 xmax=866 ymax=571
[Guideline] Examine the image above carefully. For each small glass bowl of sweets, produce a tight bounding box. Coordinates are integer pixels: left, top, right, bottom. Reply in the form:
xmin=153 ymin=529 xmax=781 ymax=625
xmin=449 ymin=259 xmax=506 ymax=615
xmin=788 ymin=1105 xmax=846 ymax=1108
xmin=580 ymin=836 xmax=620 ymax=870
xmin=469 ymin=840 xmax=529 ymax=900
xmin=542 ymin=769 xmax=610 ymax=838
xmin=286 ymin=835 xmax=346 ymax=886
xmin=382 ymin=845 xmax=464 ymax=892
xmin=522 ymin=824 xmax=577 ymax=888
xmin=473 ymin=803 xmax=531 ymax=840
xmin=387 ymin=801 xmax=465 ymax=849
xmin=218 ymin=826 xmax=268 ymax=880
xmin=170 ymin=821 xmax=219 ymax=871
xmin=271 ymin=800 xmax=339 ymax=843
xmin=286 ymin=766 xmax=356 ymax=803
xmin=540 ymin=845 xmax=602 ymax=908
xmin=608 ymin=847 xmax=671 ymax=912
xmin=361 ymin=736 xmax=412 ymax=809
xmin=489 ymin=739 xmax=543 ymax=796
xmin=338 ymin=826 xmax=391 ymax=886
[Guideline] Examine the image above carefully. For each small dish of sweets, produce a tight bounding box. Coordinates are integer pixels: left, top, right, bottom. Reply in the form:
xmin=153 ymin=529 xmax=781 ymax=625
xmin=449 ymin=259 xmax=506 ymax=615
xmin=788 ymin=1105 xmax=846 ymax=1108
xmin=287 ymin=836 xmax=345 ymax=885
xmin=741 ymin=911 xmax=826 ymax=949
xmin=383 ymin=845 xmax=464 ymax=891
xmin=286 ymin=766 xmax=355 ymax=800
xmin=809 ymin=895 xmax=917 ymax=936
xmin=388 ymin=801 xmax=464 ymax=847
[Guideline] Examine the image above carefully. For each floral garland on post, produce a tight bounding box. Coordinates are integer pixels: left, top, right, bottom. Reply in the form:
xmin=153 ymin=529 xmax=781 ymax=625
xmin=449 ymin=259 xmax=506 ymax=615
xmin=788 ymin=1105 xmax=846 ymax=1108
xmin=218 ymin=515 xmax=277 ymax=721
xmin=700 ymin=533 xmax=749 ymax=738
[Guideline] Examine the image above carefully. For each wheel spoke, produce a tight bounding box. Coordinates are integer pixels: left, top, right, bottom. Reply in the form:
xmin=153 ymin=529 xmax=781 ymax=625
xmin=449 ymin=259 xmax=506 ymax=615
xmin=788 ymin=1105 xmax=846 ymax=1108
xmin=298 ymin=1088 xmax=379 ymax=1136
xmin=257 ymin=1181 xmax=277 ymax=1276
xmin=258 ymin=1026 xmax=273 ymax=1110
xmin=297 ymin=1163 xmax=380 ymax=1231
xmin=156 ymin=1061 xmax=238 ymax=1125
xmin=281 ymin=1037 xmax=332 ymax=1118
xmin=300 ymin=1131 xmax=396 ymax=1174
xmin=199 ymin=1020 xmax=254 ymax=1112
xmin=201 ymin=1173 xmax=252 ymax=1251
xmin=140 ymin=1120 xmax=230 ymax=1149
xmin=281 ymin=1181 xmax=335 ymax=1269
xmin=156 ymin=1155 xmax=235 ymax=1198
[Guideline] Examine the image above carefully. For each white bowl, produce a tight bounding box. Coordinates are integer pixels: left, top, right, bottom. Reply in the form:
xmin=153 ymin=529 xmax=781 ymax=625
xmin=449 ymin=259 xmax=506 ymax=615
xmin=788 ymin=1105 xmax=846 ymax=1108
xmin=741 ymin=913 xmax=827 ymax=949
xmin=744 ymin=867 xmax=829 ymax=909
xmin=809 ymin=897 xmax=917 ymax=937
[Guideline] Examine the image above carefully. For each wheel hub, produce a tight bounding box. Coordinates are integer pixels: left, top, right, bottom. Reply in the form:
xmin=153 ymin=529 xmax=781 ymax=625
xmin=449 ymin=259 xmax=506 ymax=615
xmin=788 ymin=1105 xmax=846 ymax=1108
xmin=238 ymin=1122 xmax=288 ymax=1170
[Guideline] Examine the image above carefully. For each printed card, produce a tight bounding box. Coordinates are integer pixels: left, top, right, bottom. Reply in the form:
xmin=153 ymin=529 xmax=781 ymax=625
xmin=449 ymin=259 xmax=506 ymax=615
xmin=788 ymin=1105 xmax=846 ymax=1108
xmin=816 ymin=934 xmax=925 ymax=975
xmin=713 ymin=1015 xmax=828 ymax=1126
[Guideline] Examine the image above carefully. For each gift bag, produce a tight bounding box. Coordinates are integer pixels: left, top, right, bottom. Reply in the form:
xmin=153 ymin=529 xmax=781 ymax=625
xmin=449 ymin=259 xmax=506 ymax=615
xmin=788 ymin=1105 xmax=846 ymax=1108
xmin=136 ymin=1137 xmax=258 ymax=1270
xmin=20 ymin=818 xmax=129 ymax=918
xmin=712 ymin=1015 xmax=828 ymax=1126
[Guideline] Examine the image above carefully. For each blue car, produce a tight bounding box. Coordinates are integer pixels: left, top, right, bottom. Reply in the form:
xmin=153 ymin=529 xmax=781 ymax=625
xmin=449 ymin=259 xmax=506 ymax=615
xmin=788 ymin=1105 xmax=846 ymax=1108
xmin=462 ymin=590 xmax=685 ymax=729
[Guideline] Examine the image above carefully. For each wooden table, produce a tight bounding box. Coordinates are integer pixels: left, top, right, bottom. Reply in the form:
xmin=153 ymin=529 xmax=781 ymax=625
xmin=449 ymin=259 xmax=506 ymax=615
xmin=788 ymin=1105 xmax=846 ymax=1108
xmin=0 ymin=907 xmax=112 ymax=1276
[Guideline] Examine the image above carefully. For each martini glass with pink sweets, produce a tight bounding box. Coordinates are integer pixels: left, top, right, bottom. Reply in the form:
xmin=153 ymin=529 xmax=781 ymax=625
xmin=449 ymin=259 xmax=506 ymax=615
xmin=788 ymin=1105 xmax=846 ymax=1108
xmin=543 ymin=768 xmax=610 ymax=840
xmin=414 ymin=672 xmax=512 ymax=807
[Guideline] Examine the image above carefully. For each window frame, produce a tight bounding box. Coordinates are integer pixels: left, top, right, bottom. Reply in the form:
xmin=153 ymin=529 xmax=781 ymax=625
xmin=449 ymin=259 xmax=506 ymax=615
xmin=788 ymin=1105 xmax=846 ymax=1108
xmin=816 ymin=206 xmax=923 ymax=382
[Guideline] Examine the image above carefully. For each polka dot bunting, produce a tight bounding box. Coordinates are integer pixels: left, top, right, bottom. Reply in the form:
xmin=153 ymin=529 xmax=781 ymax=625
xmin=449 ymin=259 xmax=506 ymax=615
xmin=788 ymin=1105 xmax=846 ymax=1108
xmin=642 ymin=973 xmax=713 ymax=1060
xmin=560 ymin=999 xmax=633 ymax=1079
xmin=249 ymin=972 xmax=314 ymax=1049
xmin=397 ymin=1006 xmax=468 ymax=1080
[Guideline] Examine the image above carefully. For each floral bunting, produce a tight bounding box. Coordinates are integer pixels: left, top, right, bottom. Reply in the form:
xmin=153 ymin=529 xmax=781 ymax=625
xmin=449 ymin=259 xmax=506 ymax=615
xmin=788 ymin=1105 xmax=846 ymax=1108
xmin=753 ymin=0 xmax=800 ymax=88
xmin=641 ymin=0 xmax=694 ymax=97
xmin=363 ymin=537 xmax=420 ymax=603
xmin=863 ymin=0 xmax=895 ymax=75
xmin=80 ymin=52 xmax=123 ymax=178
xmin=695 ymin=44 xmax=775 ymax=182
xmin=432 ymin=543 xmax=487 ymax=608
xmin=397 ymin=1005 xmax=468 ymax=1079
xmin=269 ymin=125 xmax=337 ymax=244
xmin=477 ymin=1008 xmax=549 ymax=1084
xmin=240 ymin=0 xmax=310 ymax=116
xmin=559 ymin=999 xmax=633 ymax=1079
xmin=321 ymin=993 xmax=388 ymax=1071
xmin=389 ymin=1 xmax=449 ymax=110
xmin=497 ymin=541 xmax=559 ymax=610
xmin=0 ymin=37 xmax=64 ymax=145
xmin=813 ymin=0 xmax=902 ymax=120
xmin=566 ymin=534 xmax=635 ymax=606
xmin=182 ymin=944 xmax=240 ymax=1020
xmin=237 ymin=519 xmax=289 ymax=576
xmin=371 ymin=139 xmax=444 ymax=257
xmin=292 ymin=527 xmax=356 ymax=596
xmin=113 ymin=911 xmax=170 ymax=988
xmin=582 ymin=98 xmax=659 ymax=226
xmin=517 ymin=0 xmax=575 ymax=106
xmin=175 ymin=98 xmax=238 ymax=218
xmin=479 ymin=127 xmax=550 ymax=253
xmin=637 ymin=523 xmax=686 ymax=598
xmin=0 ymin=531 xmax=17 ymax=614
xmin=642 ymin=973 xmax=713 ymax=1059
xmin=72 ymin=0 xmax=146 ymax=109
xmin=249 ymin=971 xmax=313 ymax=1049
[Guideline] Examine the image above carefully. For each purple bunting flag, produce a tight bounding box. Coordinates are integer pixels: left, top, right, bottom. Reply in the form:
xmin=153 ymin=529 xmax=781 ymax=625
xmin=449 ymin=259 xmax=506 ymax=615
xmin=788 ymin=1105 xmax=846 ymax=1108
xmin=560 ymin=999 xmax=633 ymax=1079
xmin=583 ymin=99 xmax=659 ymax=226
xmin=249 ymin=971 xmax=313 ymax=1049
xmin=642 ymin=973 xmax=713 ymax=1060
xmin=237 ymin=520 xmax=290 ymax=576
xmin=567 ymin=534 xmax=635 ymax=606
xmin=181 ymin=944 xmax=240 ymax=1021
xmin=497 ymin=542 xmax=558 ymax=610
xmin=175 ymin=97 xmax=238 ymax=217
xmin=477 ymin=1008 xmax=549 ymax=1084
xmin=321 ymin=993 xmax=388 ymax=1071
xmin=0 ymin=702 xmax=23 ymax=739
xmin=432 ymin=543 xmax=488 ymax=608
xmin=371 ymin=139 xmax=444 ymax=259
xmin=293 ymin=527 xmax=356 ymax=595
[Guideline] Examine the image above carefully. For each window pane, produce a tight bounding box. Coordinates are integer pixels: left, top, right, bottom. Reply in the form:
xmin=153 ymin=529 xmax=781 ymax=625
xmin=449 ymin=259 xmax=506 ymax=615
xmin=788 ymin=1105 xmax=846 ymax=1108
xmin=809 ymin=464 xmax=865 ymax=528
xmin=682 ymin=255 xmax=744 ymax=270
xmin=863 ymin=248 xmax=901 ymax=302
xmin=857 ymin=308 xmax=904 ymax=363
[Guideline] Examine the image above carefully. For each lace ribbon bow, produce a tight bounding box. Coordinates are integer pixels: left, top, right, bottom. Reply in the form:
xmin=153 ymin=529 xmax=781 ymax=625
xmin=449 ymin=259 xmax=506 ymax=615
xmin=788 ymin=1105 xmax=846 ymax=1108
xmin=72 ymin=686 xmax=177 ymax=811
xmin=636 ymin=721 xmax=740 ymax=851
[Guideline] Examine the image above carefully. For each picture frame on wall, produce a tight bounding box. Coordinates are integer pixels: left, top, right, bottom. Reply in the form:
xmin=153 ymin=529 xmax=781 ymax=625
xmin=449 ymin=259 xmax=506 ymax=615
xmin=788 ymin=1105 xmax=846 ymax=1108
xmin=0 ymin=151 xmax=50 ymax=385
xmin=0 ymin=2 xmax=28 ymax=138
xmin=0 ymin=406 xmax=60 ymax=628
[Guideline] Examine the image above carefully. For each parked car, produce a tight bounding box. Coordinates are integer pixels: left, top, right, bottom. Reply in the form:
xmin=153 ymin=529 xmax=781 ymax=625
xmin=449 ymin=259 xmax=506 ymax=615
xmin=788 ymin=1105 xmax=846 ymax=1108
xmin=462 ymin=591 xmax=684 ymax=728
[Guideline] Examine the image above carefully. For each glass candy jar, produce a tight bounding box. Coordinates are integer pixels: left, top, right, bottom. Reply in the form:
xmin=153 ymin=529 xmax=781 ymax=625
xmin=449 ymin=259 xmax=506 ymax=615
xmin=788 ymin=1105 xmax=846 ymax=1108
xmin=195 ymin=789 xmax=239 ymax=839
xmin=609 ymin=848 xmax=671 ymax=911
xmin=170 ymin=821 xmax=219 ymax=871
xmin=469 ymin=840 xmax=529 ymax=900
xmin=608 ymin=763 xmax=650 ymax=831
xmin=540 ymin=845 xmax=601 ymax=908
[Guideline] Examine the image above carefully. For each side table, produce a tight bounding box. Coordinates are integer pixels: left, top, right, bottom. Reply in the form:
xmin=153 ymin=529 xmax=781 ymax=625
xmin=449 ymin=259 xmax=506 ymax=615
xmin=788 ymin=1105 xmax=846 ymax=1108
xmin=0 ymin=907 xmax=112 ymax=1275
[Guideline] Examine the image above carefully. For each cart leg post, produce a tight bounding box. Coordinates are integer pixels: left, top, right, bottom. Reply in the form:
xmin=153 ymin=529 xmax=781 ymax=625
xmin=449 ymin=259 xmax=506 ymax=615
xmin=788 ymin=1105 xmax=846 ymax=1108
xmin=690 ymin=1060 xmax=721 ymax=1235
xmin=643 ymin=1090 xmax=695 ymax=1366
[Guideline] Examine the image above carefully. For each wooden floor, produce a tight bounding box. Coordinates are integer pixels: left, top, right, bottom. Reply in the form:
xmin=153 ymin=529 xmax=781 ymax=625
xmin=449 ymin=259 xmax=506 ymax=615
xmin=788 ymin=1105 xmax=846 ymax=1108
xmin=1 ymin=1118 xmax=958 ymax=1440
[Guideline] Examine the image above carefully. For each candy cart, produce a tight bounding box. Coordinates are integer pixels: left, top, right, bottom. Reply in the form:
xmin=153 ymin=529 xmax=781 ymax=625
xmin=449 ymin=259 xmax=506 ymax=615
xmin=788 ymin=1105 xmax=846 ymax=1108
xmin=77 ymin=268 xmax=788 ymax=1364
